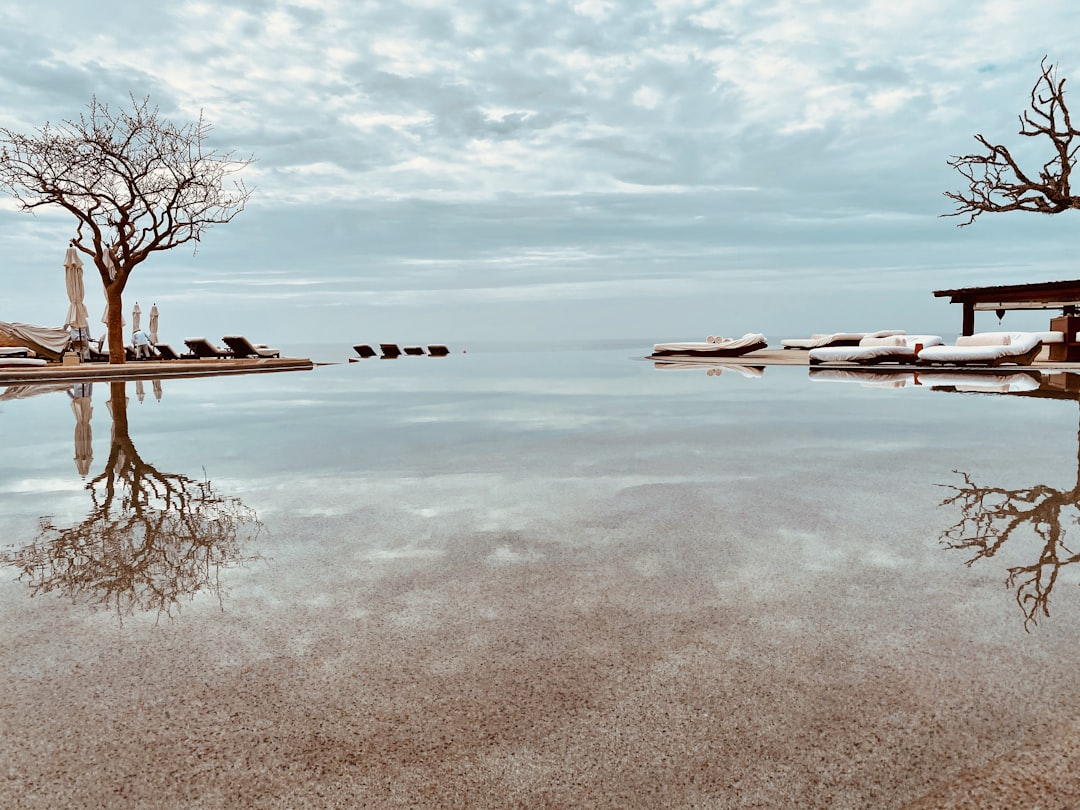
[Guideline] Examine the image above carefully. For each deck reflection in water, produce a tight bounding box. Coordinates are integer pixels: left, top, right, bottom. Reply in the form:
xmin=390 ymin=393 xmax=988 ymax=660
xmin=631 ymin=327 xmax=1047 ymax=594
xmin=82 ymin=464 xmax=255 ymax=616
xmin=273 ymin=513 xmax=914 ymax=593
xmin=0 ymin=379 xmax=262 ymax=620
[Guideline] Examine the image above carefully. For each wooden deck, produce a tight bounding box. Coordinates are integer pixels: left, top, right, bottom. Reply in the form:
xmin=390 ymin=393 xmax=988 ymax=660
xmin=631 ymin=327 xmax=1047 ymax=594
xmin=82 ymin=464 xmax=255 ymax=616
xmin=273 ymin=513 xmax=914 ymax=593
xmin=0 ymin=355 xmax=315 ymax=386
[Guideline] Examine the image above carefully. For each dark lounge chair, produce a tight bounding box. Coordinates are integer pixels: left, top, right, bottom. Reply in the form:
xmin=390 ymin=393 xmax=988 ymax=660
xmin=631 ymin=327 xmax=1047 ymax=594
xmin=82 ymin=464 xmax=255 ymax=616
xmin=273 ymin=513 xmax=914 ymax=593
xmin=155 ymin=343 xmax=196 ymax=360
xmin=184 ymin=337 xmax=235 ymax=359
xmin=353 ymin=344 xmax=377 ymax=358
xmin=222 ymin=335 xmax=280 ymax=358
xmin=380 ymin=343 xmax=402 ymax=358
xmin=428 ymin=345 xmax=450 ymax=356
xmin=403 ymin=346 xmax=425 ymax=356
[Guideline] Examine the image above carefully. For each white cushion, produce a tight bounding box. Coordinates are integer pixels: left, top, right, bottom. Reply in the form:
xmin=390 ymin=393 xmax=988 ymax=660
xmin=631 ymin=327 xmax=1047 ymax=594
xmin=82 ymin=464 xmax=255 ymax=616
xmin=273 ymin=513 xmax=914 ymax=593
xmin=858 ymin=336 xmax=906 ymax=347
xmin=956 ymin=333 xmax=1011 ymax=347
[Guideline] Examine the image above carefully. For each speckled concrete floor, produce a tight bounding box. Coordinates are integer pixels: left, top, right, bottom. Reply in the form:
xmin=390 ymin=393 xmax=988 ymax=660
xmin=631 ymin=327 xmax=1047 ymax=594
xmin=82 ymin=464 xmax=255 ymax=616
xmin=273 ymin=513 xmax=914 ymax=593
xmin=6 ymin=489 xmax=1080 ymax=809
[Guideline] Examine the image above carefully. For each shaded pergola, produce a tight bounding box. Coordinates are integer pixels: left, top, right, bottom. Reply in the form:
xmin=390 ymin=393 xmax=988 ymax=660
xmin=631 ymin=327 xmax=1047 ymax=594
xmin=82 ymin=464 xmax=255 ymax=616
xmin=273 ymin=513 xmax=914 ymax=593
xmin=933 ymin=280 xmax=1080 ymax=353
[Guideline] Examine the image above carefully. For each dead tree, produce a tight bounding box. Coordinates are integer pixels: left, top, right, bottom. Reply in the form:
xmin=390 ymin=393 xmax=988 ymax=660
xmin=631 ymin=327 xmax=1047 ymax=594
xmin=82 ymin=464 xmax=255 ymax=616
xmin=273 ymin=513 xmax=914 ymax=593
xmin=944 ymin=57 xmax=1080 ymax=226
xmin=0 ymin=96 xmax=252 ymax=362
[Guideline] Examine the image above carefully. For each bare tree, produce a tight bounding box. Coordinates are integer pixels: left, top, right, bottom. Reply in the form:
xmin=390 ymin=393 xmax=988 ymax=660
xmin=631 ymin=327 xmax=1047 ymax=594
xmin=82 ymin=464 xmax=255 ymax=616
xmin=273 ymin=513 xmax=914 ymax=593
xmin=0 ymin=96 xmax=252 ymax=362
xmin=944 ymin=57 xmax=1080 ymax=226
xmin=1 ymin=382 xmax=262 ymax=620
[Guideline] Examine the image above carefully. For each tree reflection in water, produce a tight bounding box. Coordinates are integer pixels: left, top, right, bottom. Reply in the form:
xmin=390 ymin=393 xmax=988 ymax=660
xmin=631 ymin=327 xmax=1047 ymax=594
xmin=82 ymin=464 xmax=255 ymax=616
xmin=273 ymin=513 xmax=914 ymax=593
xmin=938 ymin=372 xmax=1080 ymax=629
xmin=2 ymin=380 xmax=262 ymax=620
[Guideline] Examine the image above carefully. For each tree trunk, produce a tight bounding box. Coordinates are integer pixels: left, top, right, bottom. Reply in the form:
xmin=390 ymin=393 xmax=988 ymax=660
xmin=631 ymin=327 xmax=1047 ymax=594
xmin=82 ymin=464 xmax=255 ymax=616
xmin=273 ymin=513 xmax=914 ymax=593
xmin=104 ymin=283 xmax=126 ymax=364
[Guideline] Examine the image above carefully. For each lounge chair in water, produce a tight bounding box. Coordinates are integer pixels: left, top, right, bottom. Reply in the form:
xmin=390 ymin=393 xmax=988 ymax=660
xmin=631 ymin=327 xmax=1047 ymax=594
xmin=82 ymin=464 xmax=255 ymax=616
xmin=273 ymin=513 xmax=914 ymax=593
xmin=428 ymin=345 xmax=450 ymax=356
xmin=353 ymin=344 xmax=377 ymax=358
xmin=222 ymin=335 xmax=280 ymax=358
xmin=651 ymin=332 xmax=768 ymax=359
xmin=155 ymin=343 xmax=196 ymax=360
xmin=917 ymin=332 xmax=1046 ymax=367
xmin=808 ymin=334 xmax=943 ymax=366
xmin=184 ymin=337 xmax=235 ymax=359
xmin=781 ymin=329 xmax=905 ymax=350
xmin=380 ymin=343 xmax=402 ymax=358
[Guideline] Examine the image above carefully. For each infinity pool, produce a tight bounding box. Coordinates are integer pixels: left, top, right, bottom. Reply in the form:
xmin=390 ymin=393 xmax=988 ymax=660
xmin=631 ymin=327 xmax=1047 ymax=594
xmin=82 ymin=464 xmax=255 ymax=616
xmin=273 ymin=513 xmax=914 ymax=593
xmin=3 ymin=345 xmax=1080 ymax=808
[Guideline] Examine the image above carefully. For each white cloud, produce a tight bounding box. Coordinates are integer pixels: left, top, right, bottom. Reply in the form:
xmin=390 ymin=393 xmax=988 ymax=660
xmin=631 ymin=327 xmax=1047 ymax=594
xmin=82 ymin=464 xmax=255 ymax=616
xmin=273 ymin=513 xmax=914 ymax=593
xmin=2 ymin=0 xmax=1080 ymax=343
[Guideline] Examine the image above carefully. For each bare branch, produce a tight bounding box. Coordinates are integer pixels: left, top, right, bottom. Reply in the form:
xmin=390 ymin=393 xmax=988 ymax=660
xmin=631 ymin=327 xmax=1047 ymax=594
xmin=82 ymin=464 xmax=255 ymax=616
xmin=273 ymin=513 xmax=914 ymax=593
xmin=944 ymin=57 xmax=1080 ymax=225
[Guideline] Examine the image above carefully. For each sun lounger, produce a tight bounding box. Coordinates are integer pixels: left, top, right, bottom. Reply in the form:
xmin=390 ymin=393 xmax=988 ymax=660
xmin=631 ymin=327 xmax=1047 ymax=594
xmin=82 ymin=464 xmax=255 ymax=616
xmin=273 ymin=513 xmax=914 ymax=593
xmin=428 ymin=345 xmax=450 ymax=356
xmin=403 ymin=346 xmax=425 ymax=356
xmin=808 ymin=334 xmax=943 ymax=366
xmin=222 ymin=335 xmax=280 ymax=358
xmin=353 ymin=344 xmax=377 ymax=358
xmin=917 ymin=332 xmax=1044 ymax=367
xmin=0 ymin=347 xmax=46 ymax=368
xmin=651 ymin=333 xmax=767 ymax=358
xmin=380 ymin=343 xmax=402 ymax=358
xmin=184 ymin=337 xmax=235 ymax=359
xmin=782 ymin=329 xmax=905 ymax=350
xmin=155 ymin=343 xmax=195 ymax=360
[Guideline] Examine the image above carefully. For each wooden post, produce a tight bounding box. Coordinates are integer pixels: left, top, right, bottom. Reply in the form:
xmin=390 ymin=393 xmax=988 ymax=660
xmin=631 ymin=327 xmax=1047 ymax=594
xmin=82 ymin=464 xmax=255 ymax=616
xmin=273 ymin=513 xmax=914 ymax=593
xmin=962 ymin=302 xmax=975 ymax=336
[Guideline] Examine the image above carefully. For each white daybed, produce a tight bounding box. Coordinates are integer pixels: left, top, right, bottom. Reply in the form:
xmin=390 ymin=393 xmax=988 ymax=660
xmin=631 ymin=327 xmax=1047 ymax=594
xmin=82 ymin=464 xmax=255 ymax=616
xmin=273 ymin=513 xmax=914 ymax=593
xmin=808 ymin=334 xmax=943 ymax=366
xmin=651 ymin=332 xmax=768 ymax=358
xmin=917 ymin=332 xmax=1049 ymax=367
xmin=781 ymin=329 xmax=905 ymax=350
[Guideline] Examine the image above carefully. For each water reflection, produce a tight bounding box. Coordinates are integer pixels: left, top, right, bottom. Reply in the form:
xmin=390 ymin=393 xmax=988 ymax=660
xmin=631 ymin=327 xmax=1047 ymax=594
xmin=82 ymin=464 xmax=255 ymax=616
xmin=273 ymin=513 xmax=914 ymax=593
xmin=1 ymin=380 xmax=262 ymax=620
xmin=805 ymin=366 xmax=1080 ymax=627
xmin=652 ymin=361 xmax=765 ymax=378
xmin=936 ymin=371 xmax=1080 ymax=629
xmin=808 ymin=367 xmax=1041 ymax=392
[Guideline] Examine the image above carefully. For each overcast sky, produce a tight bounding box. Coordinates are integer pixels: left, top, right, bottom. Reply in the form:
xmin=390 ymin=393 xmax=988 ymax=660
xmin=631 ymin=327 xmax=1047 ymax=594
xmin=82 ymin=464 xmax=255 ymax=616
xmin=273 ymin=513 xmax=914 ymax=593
xmin=2 ymin=0 xmax=1080 ymax=349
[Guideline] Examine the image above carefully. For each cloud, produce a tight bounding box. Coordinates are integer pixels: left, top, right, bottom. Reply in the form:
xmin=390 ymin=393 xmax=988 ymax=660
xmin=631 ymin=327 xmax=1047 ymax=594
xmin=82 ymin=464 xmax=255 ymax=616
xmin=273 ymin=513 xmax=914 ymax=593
xmin=3 ymin=1 xmax=1080 ymax=344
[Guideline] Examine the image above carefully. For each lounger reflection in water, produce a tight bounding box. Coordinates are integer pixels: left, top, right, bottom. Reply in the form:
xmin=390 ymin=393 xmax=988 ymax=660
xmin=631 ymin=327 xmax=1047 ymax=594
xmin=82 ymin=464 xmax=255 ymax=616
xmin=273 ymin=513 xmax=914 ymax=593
xmin=654 ymin=361 xmax=765 ymax=378
xmin=651 ymin=332 xmax=767 ymax=358
xmin=917 ymin=332 xmax=1046 ymax=367
xmin=809 ymin=368 xmax=916 ymax=388
xmin=915 ymin=371 xmax=1041 ymax=393
xmin=809 ymin=367 xmax=1040 ymax=393
xmin=808 ymin=334 xmax=943 ymax=365
xmin=222 ymin=335 xmax=281 ymax=358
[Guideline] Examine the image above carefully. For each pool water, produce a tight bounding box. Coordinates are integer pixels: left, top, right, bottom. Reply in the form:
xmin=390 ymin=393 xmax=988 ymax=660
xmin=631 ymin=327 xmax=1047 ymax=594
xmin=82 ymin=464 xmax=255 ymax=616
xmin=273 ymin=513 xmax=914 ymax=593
xmin=3 ymin=345 xmax=1080 ymax=807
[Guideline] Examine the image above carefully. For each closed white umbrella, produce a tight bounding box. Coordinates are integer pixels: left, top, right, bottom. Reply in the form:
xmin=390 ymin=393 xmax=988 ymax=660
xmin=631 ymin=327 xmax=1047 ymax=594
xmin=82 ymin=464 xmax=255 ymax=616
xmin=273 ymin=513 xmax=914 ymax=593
xmin=64 ymin=245 xmax=91 ymax=358
xmin=148 ymin=304 xmax=159 ymax=344
xmin=63 ymin=246 xmax=89 ymax=329
xmin=132 ymin=302 xmax=142 ymax=333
